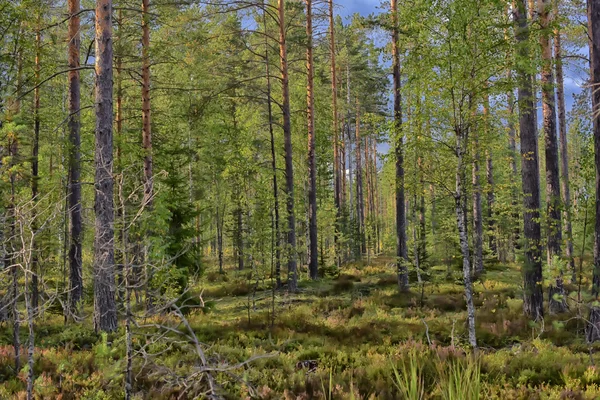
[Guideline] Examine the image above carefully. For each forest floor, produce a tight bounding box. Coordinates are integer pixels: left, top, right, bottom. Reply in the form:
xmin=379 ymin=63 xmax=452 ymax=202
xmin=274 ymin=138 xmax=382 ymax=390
xmin=2 ymin=256 xmax=600 ymax=399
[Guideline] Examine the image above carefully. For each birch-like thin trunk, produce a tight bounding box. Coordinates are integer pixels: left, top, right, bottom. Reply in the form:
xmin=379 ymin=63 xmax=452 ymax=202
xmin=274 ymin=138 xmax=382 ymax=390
xmin=456 ymin=129 xmax=478 ymax=349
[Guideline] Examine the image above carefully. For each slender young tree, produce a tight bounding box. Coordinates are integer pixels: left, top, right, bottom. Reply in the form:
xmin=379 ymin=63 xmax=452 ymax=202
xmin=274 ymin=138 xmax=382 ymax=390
xmin=306 ymin=0 xmax=318 ymax=280
xmin=93 ymin=0 xmax=117 ymax=332
xmin=67 ymin=0 xmax=83 ymax=314
xmin=391 ymin=0 xmax=409 ymax=290
xmin=278 ymin=0 xmax=297 ymax=291
xmin=514 ymin=0 xmax=544 ymax=321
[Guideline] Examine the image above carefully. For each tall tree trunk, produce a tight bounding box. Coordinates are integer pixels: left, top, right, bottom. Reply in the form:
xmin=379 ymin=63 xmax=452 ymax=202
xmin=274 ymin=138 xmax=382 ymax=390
xmin=142 ymin=0 xmax=153 ymax=208
xmin=391 ymin=0 xmax=409 ymax=290
xmin=539 ymin=0 xmax=567 ymax=313
xmin=456 ymin=128 xmax=478 ymax=349
xmin=328 ymin=0 xmax=341 ymax=265
xmin=68 ymin=0 xmax=83 ymax=315
xmin=306 ymin=0 xmax=318 ymax=280
xmin=355 ymin=100 xmax=365 ymax=256
xmin=515 ymin=0 xmax=544 ymax=321
xmin=586 ymin=0 xmax=600 ymax=342
xmin=31 ymin=24 xmax=41 ymax=312
xmin=93 ymin=0 xmax=117 ymax=333
xmin=263 ymin=3 xmax=281 ymax=287
xmin=472 ymin=126 xmax=484 ymax=275
xmin=554 ymin=0 xmax=575 ymax=282
xmin=115 ymin=9 xmax=124 ymax=304
xmin=278 ymin=0 xmax=298 ymax=291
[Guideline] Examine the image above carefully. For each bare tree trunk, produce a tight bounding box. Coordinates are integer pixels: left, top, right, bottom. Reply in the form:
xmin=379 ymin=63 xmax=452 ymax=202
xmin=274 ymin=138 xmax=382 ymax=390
xmin=391 ymin=0 xmax=409 ymax=290
xmin=31 ymin=24 xmax=41 ymax=312
xmin=142 ymin=0 xmax=153 ymax=208
xmin=278 ymin=0 xmax=297 ymax=291
xmin=263 ymin=4 xmax=281 ymax=286
xmin=554 ymin=0 xmax=575 ymax=282
xmin=68 ymin=0 xmax=83 ymax=314
xmin=587 ymin=0 xmax=600 ymax=342
xmin=328 ymin=0 xmax=341 ymax=266
xmin=515 ymin=0 xmax=544 ymax=321
xmin=306 ymin=0 xmax=318 ymax=280
xmin=456 ymin=129 xmax=477 ymax=349
xmin=93 ymin=0 xmax=117 ymax=333
xmin=539 ymin=0 xmax=567 ymax=313
xmin=472 ymin=127 xmax=484 ymax=275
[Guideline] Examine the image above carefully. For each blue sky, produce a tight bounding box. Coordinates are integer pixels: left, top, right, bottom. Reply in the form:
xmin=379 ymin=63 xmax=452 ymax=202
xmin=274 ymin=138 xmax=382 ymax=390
xmin=337 ymin=0 xmax=382 ymax=18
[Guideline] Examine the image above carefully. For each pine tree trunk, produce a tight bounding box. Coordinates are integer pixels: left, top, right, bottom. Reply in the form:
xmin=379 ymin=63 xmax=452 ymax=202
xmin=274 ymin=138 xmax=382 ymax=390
xmin=586 ymin=0 xmax=600 ymax=342
xmin=68 ymin=0 xmax=83 ymax=314
xmin=306 ymin=0 xmax=318 ymax=280
xmin=515 ymin=0 xmax=544 ymax=321
xmin=391 ymin=0 xmax=409 ymax=290
xmin=328 ymin=0 xmax=341 ymax=265
xmin=554 ymin=0 xmax=575 ymax=282
xmin=278 ymin=0 xmax=297 ymax=291
xmin=539 ymin=0 xmax=567 ymax=314
xmin=93 ymin=0 xmax=117 ymax=333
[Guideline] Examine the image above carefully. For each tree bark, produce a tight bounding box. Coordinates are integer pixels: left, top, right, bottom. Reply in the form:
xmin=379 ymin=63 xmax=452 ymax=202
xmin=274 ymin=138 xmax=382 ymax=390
xmin=68 ymin=0 xmax=83 ymax=314
xmin=391 ymin=0 xmax=409 ymax=290
xmin=278 ymin=0 xmax=297 ymax=291
xmin=142 ymin=0 xmax=153 ymax=208
xmin=587 ymin=0 xmax=600 ymax=342
xmin=328 ymin=0 xmax=341 ymax=265
xmin=539 ymin=0 xmax=567 ymax=313
xmin=31 ymin=24 xmax=41 ymax=312
xmin=515 ymin=0 xmax=544 ymax=321
xmin=93 ymin=0 xmax=117 ymax=333
xmin=456 ymin=128 xmax=478 ymax=349
xmin=306 ymin=0 xmax=318 ymax=280
xmin=263 ymin=3 xmax=281 ymax=286
xmin=554 ymin=0 xmax=575 ymax=282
